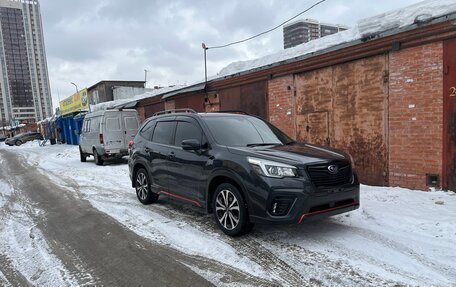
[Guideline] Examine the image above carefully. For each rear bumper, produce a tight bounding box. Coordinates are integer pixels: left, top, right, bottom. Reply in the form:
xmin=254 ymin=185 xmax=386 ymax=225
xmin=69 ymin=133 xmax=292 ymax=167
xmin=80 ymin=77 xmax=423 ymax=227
xmin=98 ymin=146 xmax=128 ymax=157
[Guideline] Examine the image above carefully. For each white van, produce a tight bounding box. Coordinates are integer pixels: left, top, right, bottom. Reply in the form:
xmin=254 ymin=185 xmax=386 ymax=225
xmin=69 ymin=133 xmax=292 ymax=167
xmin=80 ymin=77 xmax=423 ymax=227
xmin=79 ymin=109 xmax=139 ymax=165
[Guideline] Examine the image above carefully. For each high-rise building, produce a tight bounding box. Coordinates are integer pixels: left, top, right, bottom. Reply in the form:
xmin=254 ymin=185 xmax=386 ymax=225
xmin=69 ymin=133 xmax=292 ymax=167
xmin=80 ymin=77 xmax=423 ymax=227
xmin=283 ymin=19 xmax=349 ymax=49
xmin=0 ymin=0 xmax=51 ymax=126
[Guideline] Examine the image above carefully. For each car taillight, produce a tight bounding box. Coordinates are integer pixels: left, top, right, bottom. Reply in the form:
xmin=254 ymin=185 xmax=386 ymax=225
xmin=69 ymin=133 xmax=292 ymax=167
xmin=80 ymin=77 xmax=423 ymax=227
xmin=99 ymin=134 xmax=104 ymax=144
xmin=128 ymin=140 xmax=134 ymax=150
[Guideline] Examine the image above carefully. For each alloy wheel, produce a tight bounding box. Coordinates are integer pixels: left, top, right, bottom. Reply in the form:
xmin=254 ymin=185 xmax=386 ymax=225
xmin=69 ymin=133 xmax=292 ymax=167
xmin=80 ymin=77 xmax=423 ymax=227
xmin=215 ymin=189 xmax=240 ymax=230
xmin=136 ymin=172 xmax=148 ymax=201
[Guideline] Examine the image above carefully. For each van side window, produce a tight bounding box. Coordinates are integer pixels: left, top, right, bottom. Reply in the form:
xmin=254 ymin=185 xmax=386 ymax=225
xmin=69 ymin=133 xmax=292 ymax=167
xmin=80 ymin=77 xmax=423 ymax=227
xmin=90 ymin=117 xmax=101 ymax=131
xmin=83 ymin=119 xmax=91 ymax=132
xmin=125 ymin=117 xmax=138 ymax=131
xmin=174 ymin=122 xmax=202 ymax=146
xmin=152 ymin=121 xmax=175 ymax=145
xmin=140 ymin=120 xmax=156 ymax=140
xmin=106 ymin=118 xmax=121 ymax=131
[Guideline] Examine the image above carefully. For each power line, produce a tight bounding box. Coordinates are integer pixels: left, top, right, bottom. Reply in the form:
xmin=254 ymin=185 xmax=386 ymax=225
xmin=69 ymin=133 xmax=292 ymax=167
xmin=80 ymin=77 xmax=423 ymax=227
xmin=205 ymin=0 xmax=328 ymax=50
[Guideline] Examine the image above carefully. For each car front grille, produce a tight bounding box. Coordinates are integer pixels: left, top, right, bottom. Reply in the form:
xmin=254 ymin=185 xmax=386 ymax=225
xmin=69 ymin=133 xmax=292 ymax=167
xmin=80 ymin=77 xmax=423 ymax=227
xmin=307 ymin=161 xmax=352 ymax=188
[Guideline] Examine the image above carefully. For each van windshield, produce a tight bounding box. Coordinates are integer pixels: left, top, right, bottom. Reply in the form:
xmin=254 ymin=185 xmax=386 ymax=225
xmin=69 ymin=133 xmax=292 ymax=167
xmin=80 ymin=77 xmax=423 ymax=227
xmin=203 ymin=116 xmax=293 ymax=147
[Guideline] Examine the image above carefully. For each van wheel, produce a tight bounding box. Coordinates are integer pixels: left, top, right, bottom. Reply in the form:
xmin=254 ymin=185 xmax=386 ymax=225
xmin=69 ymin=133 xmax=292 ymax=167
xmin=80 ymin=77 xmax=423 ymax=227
xmin=93 ymin=149 xmax=104 ymax=166
xmin=213 ymin=183 xmax=253 ymax=236
xmin=79 ymin=147 xmax=87 ymax=162
xmin=135 ymin=168 xmax=158 ymax=204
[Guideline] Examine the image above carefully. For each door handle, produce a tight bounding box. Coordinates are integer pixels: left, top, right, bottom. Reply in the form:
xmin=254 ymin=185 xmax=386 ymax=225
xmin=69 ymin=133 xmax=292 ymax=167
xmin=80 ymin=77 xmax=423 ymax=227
xmin=168 ymin=151 xmax=175 ymax=160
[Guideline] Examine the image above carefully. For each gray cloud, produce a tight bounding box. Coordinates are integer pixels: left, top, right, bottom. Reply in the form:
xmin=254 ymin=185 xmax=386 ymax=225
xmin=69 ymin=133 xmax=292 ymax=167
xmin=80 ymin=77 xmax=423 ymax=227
xmin=39 ymin=0 xmax=423 ymax=109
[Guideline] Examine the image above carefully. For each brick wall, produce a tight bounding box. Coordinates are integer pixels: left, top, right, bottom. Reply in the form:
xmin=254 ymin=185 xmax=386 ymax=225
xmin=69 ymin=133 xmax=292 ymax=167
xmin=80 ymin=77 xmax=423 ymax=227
xmin=136 ymin=106 xmax=146 ymax=123
xmin=267 ymin=75 xmax=296 ymax=139
xmin=388 ymin=42 xmax=443 ymax=190
xmin=205 ymin=93 xmax=220 ymax=112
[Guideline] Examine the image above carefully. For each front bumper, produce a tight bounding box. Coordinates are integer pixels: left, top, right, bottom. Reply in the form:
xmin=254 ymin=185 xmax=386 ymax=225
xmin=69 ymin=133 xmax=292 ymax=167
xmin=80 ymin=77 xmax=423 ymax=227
xmin=247 ymin=175 xmax=360 ymax=225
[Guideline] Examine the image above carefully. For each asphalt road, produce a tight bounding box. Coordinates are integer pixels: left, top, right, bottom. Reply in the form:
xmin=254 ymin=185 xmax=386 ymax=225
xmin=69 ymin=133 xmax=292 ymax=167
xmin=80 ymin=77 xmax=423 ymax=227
xmin=0 ymin=149 xmax=213 ymax=286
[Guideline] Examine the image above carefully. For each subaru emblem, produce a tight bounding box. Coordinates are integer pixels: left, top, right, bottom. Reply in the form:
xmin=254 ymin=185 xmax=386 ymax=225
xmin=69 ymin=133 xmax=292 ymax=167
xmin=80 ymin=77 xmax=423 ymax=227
xmin=328 ymin=164 xmax=338 ymax=174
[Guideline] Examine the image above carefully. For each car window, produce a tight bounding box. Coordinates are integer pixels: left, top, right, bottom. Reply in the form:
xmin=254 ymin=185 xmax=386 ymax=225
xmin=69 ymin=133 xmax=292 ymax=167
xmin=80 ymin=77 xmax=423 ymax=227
xmin=139 ymin=120 xmax=156 ymax=140
xmin=174 ymin=121 xmax=202 ymax=146
xmin=152 ymin=121 xmax=175 ymax=145
xmin=106 ymin=118 xmax=121 ymax=131
xmin=203 ymin=116 xmax=293 ymax=147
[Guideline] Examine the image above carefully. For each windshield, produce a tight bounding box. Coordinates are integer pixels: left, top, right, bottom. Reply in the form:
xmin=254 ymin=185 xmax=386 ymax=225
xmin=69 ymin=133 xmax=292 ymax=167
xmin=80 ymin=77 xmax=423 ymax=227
xmin=203 ymin=116 xmax=293 ymax=147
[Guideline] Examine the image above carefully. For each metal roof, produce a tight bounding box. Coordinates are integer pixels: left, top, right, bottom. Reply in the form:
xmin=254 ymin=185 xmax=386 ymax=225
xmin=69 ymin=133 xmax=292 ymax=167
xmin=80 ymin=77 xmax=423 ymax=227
xmin=161 ymin=83 xmax=206 ymax=100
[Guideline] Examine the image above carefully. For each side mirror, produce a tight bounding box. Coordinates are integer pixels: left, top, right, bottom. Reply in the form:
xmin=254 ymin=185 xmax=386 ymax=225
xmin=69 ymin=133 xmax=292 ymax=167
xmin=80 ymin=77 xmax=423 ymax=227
xmin=181 ymin=139 xmax=201 ymax=151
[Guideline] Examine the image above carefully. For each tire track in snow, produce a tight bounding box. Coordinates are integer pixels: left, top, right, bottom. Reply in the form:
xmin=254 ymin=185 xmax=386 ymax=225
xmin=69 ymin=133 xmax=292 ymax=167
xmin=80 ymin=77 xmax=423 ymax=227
xmin=343 ymin=224 xmax=455 ymax=284
xmin=264 ymin=219 xmax=450 ymax=286
xmin=0 ymin=184 xmax=79 ymax=286
xmin=0 ymin=255 xmax=30 ymax=287
xmin=3 ymin=150 xmax=212 ymax=287
xmin=126 ymin=198 xmax=406 ymax=287
xmin=24 ymin=150 xmax=391 ymax=286
xmin=57 ymin=179 xmax=398 ymax=287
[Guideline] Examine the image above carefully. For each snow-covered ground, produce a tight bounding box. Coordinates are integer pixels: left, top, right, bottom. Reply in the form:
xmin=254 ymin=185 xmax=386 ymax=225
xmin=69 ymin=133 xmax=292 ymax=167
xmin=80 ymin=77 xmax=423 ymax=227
xmin=0 ymin=154 xmax=80 ymax=286
xmin=1 ymin=141 xmax=456 ymax=286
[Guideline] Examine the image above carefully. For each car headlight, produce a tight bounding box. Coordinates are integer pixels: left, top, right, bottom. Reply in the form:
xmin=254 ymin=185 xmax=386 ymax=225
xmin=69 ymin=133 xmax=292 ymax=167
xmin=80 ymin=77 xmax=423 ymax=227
xmin=247 ymin=157 xmax=297 ymax=178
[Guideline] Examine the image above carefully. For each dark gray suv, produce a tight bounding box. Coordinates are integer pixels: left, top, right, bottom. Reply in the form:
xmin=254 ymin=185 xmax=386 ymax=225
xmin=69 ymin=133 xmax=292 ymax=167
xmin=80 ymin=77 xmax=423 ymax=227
xmin=128 ymin=110 xmax=360 ymax=236
xmin=5 ymin=132 xmax=43 ymax=146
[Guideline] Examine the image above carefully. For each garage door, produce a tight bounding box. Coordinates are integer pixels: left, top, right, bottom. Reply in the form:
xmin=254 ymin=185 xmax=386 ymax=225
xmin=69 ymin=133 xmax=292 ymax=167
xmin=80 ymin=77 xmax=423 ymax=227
xmin=219 ymin=81 xmax=267 ymax=119
xmin=295 ymin=55 xmax=389 ymax=186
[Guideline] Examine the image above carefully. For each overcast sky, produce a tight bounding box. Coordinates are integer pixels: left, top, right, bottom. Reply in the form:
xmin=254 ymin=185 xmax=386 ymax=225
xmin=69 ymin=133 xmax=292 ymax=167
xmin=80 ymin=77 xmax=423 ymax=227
xmin=39 ymin=0 xmax=423 ymax=108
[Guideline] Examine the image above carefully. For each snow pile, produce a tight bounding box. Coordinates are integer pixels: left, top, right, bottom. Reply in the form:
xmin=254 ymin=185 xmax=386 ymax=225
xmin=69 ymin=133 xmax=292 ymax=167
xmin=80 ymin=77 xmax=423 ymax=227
xmin=218 ymin=0 xmax=456 ymax=78
xmin=90 ymin=85 xmax=185 ymax=113
xmin=358 ymin=0 xmax=456 ymax=37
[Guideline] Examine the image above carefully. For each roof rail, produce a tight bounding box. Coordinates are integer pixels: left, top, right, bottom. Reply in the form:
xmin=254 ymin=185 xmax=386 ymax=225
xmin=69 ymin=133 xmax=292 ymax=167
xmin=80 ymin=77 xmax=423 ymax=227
xmin=153 ymin=108 xmax=197 ymax=117
xmin=216 ymin=110 xmax=250 ymax=115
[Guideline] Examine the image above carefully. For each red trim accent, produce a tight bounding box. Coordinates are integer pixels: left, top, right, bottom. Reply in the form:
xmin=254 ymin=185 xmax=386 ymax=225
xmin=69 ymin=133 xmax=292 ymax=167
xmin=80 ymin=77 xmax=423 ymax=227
xmin=298 ymin=202 xmax=359 ymax=224
xmin=158 ymin=190 xmax=203 ymax=208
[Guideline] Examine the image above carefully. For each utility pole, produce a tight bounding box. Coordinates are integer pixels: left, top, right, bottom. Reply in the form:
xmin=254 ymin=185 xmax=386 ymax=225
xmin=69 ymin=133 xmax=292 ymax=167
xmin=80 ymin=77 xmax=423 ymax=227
xmin=144 ymin=69 xmax=149 ymax=88
xmin=202 ymin=43 xmax=208 ymax=85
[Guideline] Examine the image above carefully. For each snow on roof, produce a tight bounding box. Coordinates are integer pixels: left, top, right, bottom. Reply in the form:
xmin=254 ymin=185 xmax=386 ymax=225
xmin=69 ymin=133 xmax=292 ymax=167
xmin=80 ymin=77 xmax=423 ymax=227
xmin=0 ymin=123 xmax=26 ymax=131
xmin=36 ymin=114 xmax=57 ymax=125
xmin=90 ymin=85 xmax=186 ymax=113
xmin=218 ymin=0 xmax=456 ymax=78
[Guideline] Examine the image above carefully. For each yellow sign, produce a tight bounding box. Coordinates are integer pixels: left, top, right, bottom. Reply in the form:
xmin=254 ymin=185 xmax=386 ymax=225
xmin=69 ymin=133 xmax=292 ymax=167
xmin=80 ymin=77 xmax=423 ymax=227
xmin=59 ymin=89 xmax=89 ymax=115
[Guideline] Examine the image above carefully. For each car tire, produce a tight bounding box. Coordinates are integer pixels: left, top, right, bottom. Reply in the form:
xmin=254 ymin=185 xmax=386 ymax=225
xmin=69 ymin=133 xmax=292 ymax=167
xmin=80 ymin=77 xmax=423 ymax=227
xmin=135 ymin=168 xmax=158 ymax=204
xmin=213 ymin=183 xmax=252 ymax=236
xmin=93 ymin=149 xmax=104 ymax=166
xmin=79 ymin=147 xmax=87 ymax=162
xmin=15 ymin=140 xmax=22 ymax=146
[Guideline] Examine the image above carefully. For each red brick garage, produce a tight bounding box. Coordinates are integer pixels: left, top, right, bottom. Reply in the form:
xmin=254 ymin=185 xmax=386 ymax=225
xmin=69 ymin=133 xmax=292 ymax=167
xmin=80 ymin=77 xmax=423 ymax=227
xmin=263 ymin=41 xmax=455 ymax=191
xmin=134 ymin=7 xmax=456 ymax=191
xmin=203 ymin=16 xmax=456 ymax=191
